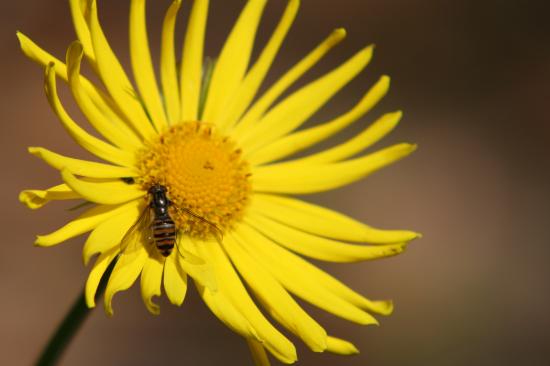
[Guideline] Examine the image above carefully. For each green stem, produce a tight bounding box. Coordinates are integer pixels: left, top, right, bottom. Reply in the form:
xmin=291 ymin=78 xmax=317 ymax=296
xmin=35 ymin=260 xmax=116 ymax=366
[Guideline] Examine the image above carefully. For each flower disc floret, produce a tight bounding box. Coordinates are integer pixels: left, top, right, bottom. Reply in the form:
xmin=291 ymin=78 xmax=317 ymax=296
xmin=138 ymin=121 xmax=251 ymax=237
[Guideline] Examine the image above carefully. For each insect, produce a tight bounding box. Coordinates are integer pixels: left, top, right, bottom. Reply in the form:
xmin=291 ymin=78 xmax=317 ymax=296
xmin=119 ymin=184 xmax=223 ymax=258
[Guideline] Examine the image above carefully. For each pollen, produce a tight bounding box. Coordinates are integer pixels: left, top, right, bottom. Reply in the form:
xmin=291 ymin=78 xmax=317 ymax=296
xmin=138 ymin=121 xmax=251 ymax=238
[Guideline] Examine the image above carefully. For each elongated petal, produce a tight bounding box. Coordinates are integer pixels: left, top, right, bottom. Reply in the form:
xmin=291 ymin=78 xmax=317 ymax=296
xmin=44 ymin=63 xmax=136 ymax=167
xmin=161 ymin=0 xmax=182 ymax=124
xmin=234 ymin=224 xmax=379 ymax=325
xmin=17 ymin=32 xmax=141 ymax=139
xmin=195 ymin=239 xmax=297 ymax=364
xmin=232 ymin=28 xmax=346 ymax=137
xmin=180 ymin=0 xmax=208 ymax=120
xmin=239 ymin=46 xmax=374 ymax=152
xmin=17 ymin=33 xmax=105 ymax=111
xmin=252 ymin=143 xmax=417 ymax=194
xmin=225 ymin=233 xmax=328 ymax=352
xmin=66 ymin=42 xmax=142 ymax=150
xmin=183 ymin=238 xmax=259 ymax=339
xmin=69 ymin=0 xmax=95 ymax=61
xmin=85 ymin=247 xmax=118 ymax=308
xmin=217 ymin=0 xmax=300 ymax=131
xmin=202 ymin=0 xmax=268 ymax=124
xmin=246 ymin=213 xmax=407 ymax=262
xmin=36 ymin=200 xmax=138 ymax=247
xmin=87 ymin=0 xmax=156 ymax=139
xmin=140 ymin=255 xmax=164 ymax=315
xmin=176 ymin=237 xmax=217 ymax=291
xmin=249 ymin=76 xmax=390 ymax=166
xmin=61 ymin=170 xmax=145 ymax=205
xmin=247 ymin=339 xmax=271 ymax=366
xmin=164 ymin=253 xmax=187 ymax=306
xmin=298 ymin=111 xmax=402 ymax=164
xmin=83 ymin=203 xmax=141 ymax=265
xmin=130 ymin=0 xmax=167 ymax=130
xmin=326 ymin=336 xmax=359 ymax=355
xmin=251 ymin=194 xmax=418 ymax=244
xmin=19 ymin=184 xmax=79 ymax=210
xmin=240 ymin=219 xmax=394 ymax=316
xmin=30 ymin=147 xmax=138 ymax=179
xmin=104 ymin=245 xmax=147 ymax=316
xmin=196 ymin=282 xmax=260 ymax=341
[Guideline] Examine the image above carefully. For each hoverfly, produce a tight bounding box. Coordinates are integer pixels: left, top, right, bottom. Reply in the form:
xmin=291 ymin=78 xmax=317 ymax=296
xmin=119 ymin=184 xmax=222 ymax=259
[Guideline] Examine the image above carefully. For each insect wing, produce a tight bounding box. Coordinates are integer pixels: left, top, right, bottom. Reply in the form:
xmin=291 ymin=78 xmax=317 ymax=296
xmin=172 ymin=205 xmax=223 ymax=243
xmin=119 ymin=205 xmax=153 ymax=260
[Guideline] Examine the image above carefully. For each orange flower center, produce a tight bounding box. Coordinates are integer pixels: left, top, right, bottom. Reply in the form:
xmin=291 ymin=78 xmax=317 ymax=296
xmin=138 ymin=122 xmax=251 ymax=238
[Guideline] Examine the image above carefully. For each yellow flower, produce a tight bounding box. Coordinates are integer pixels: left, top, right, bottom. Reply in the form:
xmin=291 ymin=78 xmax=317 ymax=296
xmin=19 ymin=0 xmax=419 ymax=364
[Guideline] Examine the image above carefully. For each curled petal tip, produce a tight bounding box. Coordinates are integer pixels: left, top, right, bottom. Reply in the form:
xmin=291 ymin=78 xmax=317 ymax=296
xmin=104 ymin=304 xmax=114 ymax=317
xmin=147 ymin=305 xmax=161 ymax=316
xmin=406 ymin=143 xmax=418 ymax=152
xmin=67 ymin=40 xmax=84 ymax=56
xmin=331 ymin=28 xmax=347 ymax=41
xmin=15 ymin=31 xmax=26 ymax=46
xmin=379 ymin=75 xmax=391 ymax=86
xmin=19 ymin=190 xmax=46 ymax=210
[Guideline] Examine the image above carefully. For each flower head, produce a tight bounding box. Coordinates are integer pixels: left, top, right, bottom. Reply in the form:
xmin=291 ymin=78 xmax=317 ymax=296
xmin=19 ymin=0 xmax=419 ymax=364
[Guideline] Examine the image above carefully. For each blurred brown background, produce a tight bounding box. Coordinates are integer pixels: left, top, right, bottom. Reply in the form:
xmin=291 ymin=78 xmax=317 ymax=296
xmin=2 ymin=0 xmax=550 ymax=365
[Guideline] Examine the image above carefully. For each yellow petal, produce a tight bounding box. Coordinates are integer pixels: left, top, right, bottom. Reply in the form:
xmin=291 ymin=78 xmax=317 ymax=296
xmin=61 ymin=170 xmax=145 ymax=205
xmin=326 ymin=336 xmax=359 ymax=355
xmin=196 ymin=282 xmax=260 ymax=341
xmin=252 ymin=143 xmax=417 ymax=194
xmin=17 ymin=32 xmax=108 ymax=116
xmin=44 ymin=63 xmax=136 ymax=167
xmin=66 ymin=42 xmax=142 ymax=151
xmin=251 ymin=193 xmax=419 ymax=244
xmin=164 ymin=252 xmax=188 ymax=306
xmin=19 ymin=184 xmax=79 ymax=210
xmin=217 ymin=0 xmax=300 ymax=131
xmin=69 ymin=0 xmax=96 ymax=62
xmin=29 ymin=147 xmax=138 ymax=179
xmin=129 ymin=0 xmax=168 ymax=131
xmin=195 ymin=239 xmax=297 ymax=364
xmin=249 ymin=76 xmax=390 ymax=166
xmin=247 ymin=339 xmax=271 ymax=366
xmin=140 ymin=255 xmax=164 ymax=315
xmin=225 ymin=233 xmax=328 ymax=352
xmin=36 ymin=201 xmax=139 ymax=247
xmin=246 ymin=213 xmax=407 ymax=262
xmin=160 ymin=0 xmax=182 ymax=124
xmin=176 ymin=237 xmax=217 ymax=291
xmin=82 ymin=203 xmax=141 ymax=265
xmin=202 ymin=0 xmax=268 ymax=124
xmin=239 ymin=45 xmax=374 ymax=152
xmin=87 ymin=0 xmax=157 ymax=139
xmin=297 ymin=111 xmax=402 ymax=164
xmin=235 ymin=224 xmax=379 ymax=325
xmin=104 ymin=244 xmax=147 ymax=316
xmin=232 ymin=28 xmax=346 ymax=138
xmin=187 ymin=235 xmax=259 ymax=339
xmin=180 ymin=0 xmax=208 ymax=121
xmin=239 ymin=221 xmax=393 ymax=316
xmin=17 ymin=32 xmax=140 ymax=140
xmin=85 ymin=247 xmax=118 ymax=308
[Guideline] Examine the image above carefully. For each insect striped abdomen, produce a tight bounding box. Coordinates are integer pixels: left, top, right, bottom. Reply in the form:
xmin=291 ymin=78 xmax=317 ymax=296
xmin=152 ymin=218 xmax=176 ymax=257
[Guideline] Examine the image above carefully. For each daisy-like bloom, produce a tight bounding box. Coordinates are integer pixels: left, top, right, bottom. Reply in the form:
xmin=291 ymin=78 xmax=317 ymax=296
xmin=19 ymin=0 xmax=419 ymax=364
